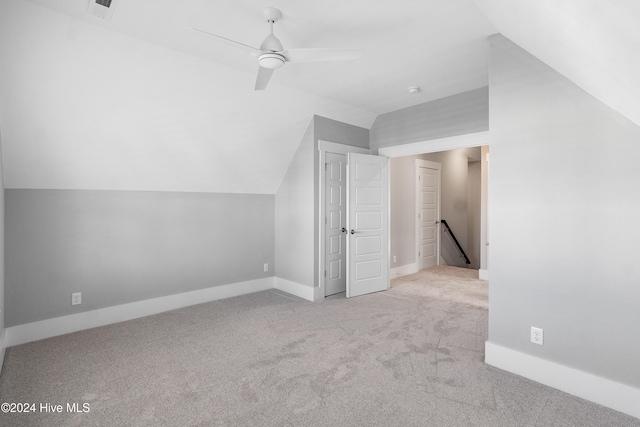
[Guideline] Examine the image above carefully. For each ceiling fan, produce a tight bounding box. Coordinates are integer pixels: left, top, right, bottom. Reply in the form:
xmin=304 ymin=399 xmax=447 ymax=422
xmin=190 ymin=6 xmax=364 ymax=90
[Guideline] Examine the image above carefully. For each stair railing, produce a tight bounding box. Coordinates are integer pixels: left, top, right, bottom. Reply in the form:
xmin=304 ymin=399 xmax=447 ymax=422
xmin=440 ymin=220 xmax=471 ymax=266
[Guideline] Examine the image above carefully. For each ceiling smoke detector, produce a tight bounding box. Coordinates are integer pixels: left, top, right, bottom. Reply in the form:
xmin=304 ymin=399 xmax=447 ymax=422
xmin=408 ymin=86 xmax=421 ymax=94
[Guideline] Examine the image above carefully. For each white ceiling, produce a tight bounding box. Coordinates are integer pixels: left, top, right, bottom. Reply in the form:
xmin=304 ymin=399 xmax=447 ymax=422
xmin=0 ymin=0 xmax=638 ymax=194
xmin=16 ymin=0 xmax=497 ymax=115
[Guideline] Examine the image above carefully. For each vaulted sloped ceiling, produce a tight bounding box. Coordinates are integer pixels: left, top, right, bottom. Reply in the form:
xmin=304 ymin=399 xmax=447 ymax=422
xmin=0 ymin=0 xmax=377 ymax=194
xmin=1 ymin=0 xmax=637 ymax=194
xmin=472 ymin=0 xmax=640 ymax=127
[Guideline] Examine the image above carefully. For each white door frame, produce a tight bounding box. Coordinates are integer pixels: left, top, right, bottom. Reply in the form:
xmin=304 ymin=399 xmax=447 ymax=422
xmin=378 ymin=131 xmax=490 ymax=158
xmin=318 ymin=140 xmax=369 ymax=299
xmin=415 ymin=159 xmax=441 ymax=270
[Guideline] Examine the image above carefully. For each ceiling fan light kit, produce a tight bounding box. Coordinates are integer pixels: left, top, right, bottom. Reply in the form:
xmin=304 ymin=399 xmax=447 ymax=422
xmin=259 ymin=53 xmax=285 ymax=69
xmin=190 ymin=6 xmax=364 ymax=90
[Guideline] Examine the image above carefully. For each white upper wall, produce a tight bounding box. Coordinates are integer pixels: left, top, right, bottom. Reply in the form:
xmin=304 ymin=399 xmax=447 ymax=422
xmin=0 ymin=0 xmax=375 ymax=194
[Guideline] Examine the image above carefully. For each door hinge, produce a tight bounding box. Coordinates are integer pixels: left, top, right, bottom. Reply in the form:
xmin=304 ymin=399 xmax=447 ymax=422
xmin=418 ymin=251 xmax=421 ymax=256
xmin=324 ymin=270 xmax=326 ymax=277
xmin=325 ymin=162 xmax=328 ymax=170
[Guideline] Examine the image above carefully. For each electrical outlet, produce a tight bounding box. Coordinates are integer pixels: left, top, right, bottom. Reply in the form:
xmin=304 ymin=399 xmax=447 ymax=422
xmin=72 ymin=292 xmax=82 ymax=306
xmin=392 ymin=255 xmax=397 ymax=264
xmin=264 ymin=263 xmax=269 ymax=272
xmin=531 ymin=327 xmax=543 ymax=345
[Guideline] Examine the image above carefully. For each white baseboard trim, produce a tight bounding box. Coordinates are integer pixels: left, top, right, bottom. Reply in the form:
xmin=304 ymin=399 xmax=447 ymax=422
xmin=485 ymin=341 xmax=640 ymax=419
xmin=6 ymin=277 xmax=275 ymax=348
xmin=274 ymin=277 xmax=316 ymax=302
xmin=390 ymin=263 xmax=419 ymax=279
xmin=0 ymin=328 xmax=6 ymax=375
xmin=479 ymin=269 xmax=489 ymax=280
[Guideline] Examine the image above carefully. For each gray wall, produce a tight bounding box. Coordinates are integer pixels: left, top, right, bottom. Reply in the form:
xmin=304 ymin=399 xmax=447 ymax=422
xmin=389 ymin=155 xmax=422 ymax=268
xmin=275 ymin=115 xmax=369 ymax=289
xmin=5 ymin=190 xmax=274 ymax=326
xmin=0 ymin=133 xmax=5 ymax=350
xmin=488 ymin=35 xmax=640 ymax=387
xmin=314 ymin=115 xmax=370 ymax=151
xmin=370 ymin=87 xmax=489 ymax=151
xmin=275 ymin=119 xmax=315 ymax=286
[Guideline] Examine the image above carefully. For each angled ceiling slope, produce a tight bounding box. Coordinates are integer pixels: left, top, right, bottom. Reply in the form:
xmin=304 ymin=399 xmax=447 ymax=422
xmin=0 ymin=0 xmax=376 ymax=194
xmin=2 ymin=0 xmax=637 ymax=195
xmin=472 ymin=0 xmax=640 ymax=127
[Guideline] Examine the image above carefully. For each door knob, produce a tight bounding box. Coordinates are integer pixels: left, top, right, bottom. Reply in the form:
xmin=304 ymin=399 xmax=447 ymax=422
xmin=350 ymin=229 xmax=356 ymax=234
xmin=341 ymin=227 xmax=346 ymax=233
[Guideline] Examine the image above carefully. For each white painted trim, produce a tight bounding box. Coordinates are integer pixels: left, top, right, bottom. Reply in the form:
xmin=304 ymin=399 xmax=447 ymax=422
xmin=415 ymin=159 xmax=441 ymax=169
xmin=274 ymin=277 xmax=316 ymax=302
xmin=390 ymin=263 xmax=419 ymax=279
xmin=318 ymin=140 xmax=369 ymax=155
xmin=313 ymin=286 xmax=324 ymax=301
xmin=378 ymin=131 xmax=490 ymax=158
xmin=485 ymin=341 xmax=640 ymax=420
xmin=480 ymin=146 xmax=490 ymax=275
xmin=6 ymin=277 xmax=274 ymax=347
xmin=0 ymin=328 xmax=6 ymax=375
xmin=318 ymin=140 xmax=370 ymax=299
xmin=479 ymin=269 xmax=489 ymax=280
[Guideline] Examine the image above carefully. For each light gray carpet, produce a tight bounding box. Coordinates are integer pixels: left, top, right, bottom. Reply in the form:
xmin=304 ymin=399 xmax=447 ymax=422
xmin=1 ymin=266 xmax=638 ymax=426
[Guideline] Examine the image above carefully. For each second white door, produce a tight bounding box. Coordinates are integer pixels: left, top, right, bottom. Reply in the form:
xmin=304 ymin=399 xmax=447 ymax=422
xmin=417 ymin=161 xmax=440 ymax=270
xmin=347 ymin=153 xmax=389 ymax=298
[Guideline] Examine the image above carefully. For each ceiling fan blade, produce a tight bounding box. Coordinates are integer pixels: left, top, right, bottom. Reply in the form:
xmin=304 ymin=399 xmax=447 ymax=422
xmin=281 ymin=48 xmax=364 ymax=63
xmin=189 ymin=27 xmax=262 ymax=56
xmin=255 ymin=66 xmax=275 ymax=90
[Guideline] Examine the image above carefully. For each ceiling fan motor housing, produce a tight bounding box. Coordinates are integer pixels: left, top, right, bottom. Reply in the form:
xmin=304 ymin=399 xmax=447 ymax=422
xmin=260 ymin=34 xmax=283 ymax=52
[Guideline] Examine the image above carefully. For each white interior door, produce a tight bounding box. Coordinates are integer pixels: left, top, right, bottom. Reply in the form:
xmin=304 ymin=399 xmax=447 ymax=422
xmin=417 ymin=163 xmax=440 ymax=269
xmin=346 ymin=153 xmax=389 ymax=298
xmin=325 ymin=152 xmax=347 ymax=296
